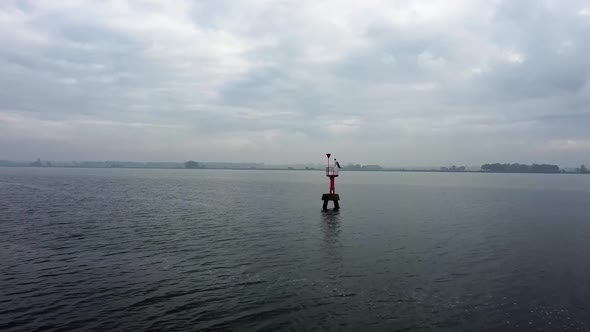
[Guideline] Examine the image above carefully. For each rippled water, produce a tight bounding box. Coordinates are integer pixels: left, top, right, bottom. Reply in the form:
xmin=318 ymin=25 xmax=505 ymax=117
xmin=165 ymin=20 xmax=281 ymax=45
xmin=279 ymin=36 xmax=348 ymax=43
xmin=1 ymin=167 xmax=590 ymax=331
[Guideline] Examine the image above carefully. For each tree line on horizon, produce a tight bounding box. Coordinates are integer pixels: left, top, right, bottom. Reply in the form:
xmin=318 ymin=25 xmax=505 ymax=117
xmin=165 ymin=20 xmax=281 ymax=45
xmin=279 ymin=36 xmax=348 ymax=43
xmin=481 ymin=163 xmax=589 ymax=174
xmin=184 ymin=161 xmax=206 ymax=169
xmin=184 ymin=160 xmax=589 ymax=174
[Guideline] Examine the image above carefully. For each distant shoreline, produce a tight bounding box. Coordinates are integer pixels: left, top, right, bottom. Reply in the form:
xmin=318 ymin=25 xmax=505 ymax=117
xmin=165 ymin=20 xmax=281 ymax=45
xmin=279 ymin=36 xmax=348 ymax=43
xmin=0 ymin=165 xmax=583 ymax=174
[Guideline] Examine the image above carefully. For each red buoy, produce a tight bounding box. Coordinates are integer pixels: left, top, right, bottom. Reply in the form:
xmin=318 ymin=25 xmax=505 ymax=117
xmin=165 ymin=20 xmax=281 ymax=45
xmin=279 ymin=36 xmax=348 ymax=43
xmin=322 ymin=153 xmax=340 ymax=210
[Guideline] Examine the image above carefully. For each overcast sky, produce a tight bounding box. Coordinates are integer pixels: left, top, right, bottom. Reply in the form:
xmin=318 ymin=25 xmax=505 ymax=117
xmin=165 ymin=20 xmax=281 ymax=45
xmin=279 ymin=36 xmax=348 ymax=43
xmin=1 ymin=0 xmax=589 ymax=166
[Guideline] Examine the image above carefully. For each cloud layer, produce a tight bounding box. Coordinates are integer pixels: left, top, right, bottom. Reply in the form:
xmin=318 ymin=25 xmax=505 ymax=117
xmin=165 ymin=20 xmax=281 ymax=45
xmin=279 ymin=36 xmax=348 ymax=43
xmin=1 ymin=0 xmax=589 ymax=165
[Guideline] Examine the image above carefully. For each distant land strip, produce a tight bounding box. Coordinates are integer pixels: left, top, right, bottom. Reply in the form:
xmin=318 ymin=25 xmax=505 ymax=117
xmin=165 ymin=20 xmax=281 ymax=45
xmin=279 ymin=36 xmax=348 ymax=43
xmin=1 ymin=159 xmax=588 ymax=174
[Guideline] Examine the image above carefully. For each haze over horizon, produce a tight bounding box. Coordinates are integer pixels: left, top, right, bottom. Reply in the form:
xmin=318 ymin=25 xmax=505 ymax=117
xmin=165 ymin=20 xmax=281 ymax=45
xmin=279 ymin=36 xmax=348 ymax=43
xmin=1 ymin=1 xmax=589 ymax=166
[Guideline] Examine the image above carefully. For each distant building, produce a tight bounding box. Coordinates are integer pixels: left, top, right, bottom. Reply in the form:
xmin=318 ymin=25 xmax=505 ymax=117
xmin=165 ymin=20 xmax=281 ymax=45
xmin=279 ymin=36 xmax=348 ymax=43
xmin=30 ymin=158 xmax=43 ymax=167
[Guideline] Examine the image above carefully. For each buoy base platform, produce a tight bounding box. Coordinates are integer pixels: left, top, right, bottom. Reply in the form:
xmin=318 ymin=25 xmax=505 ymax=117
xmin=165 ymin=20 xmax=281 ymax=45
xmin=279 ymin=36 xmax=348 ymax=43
xmin=322 ymin=193 xmax=340 ymax=211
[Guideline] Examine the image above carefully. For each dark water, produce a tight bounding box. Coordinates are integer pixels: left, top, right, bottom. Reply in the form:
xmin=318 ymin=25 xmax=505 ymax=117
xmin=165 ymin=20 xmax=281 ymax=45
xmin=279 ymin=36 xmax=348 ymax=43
xmin=2 ymin=168 xmax=590 ymax=331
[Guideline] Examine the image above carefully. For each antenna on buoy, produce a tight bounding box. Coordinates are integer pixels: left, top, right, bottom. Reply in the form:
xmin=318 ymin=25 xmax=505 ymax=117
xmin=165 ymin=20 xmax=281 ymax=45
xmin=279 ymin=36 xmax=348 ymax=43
xmin=322 ymin=153 xmax=340 ymax=211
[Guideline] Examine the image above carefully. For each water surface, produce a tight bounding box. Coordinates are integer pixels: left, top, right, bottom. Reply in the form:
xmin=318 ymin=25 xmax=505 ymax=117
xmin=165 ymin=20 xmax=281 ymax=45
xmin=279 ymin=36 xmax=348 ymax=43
xmin=1 ymin=168 xmax=590 ymax=331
